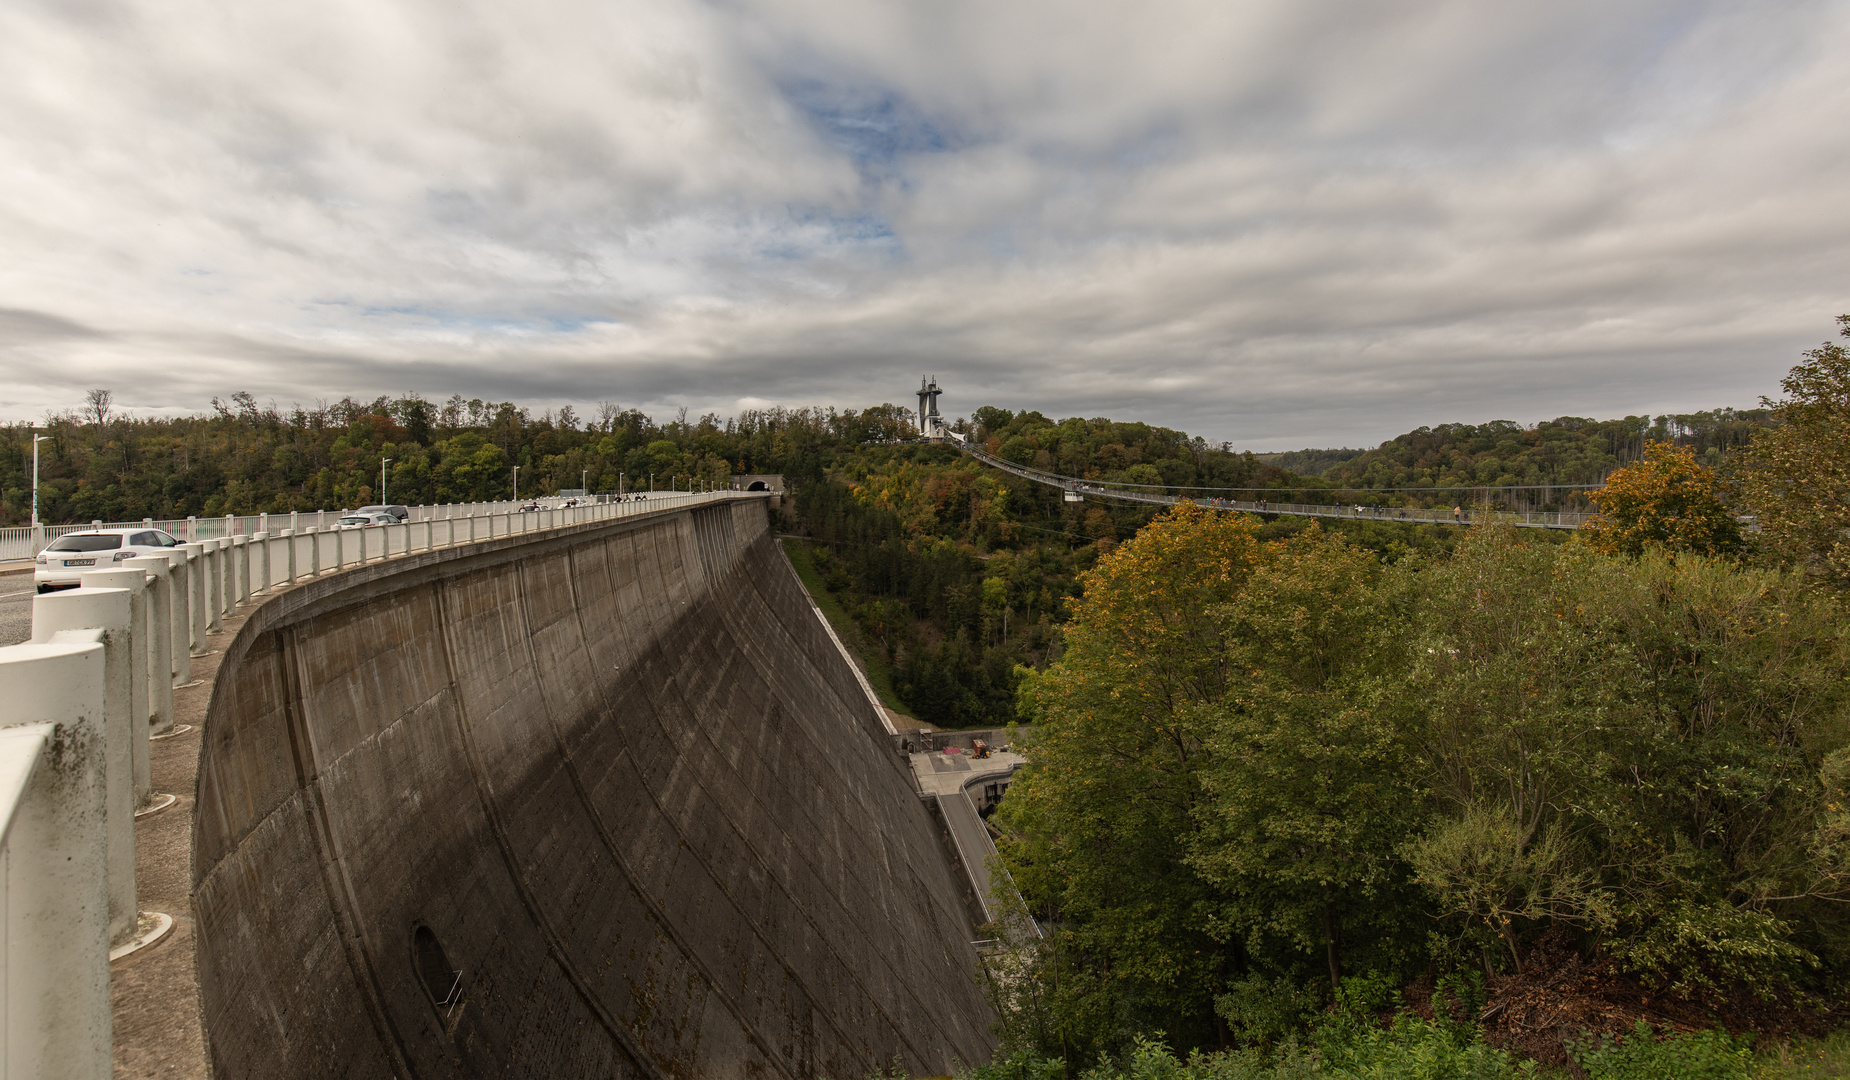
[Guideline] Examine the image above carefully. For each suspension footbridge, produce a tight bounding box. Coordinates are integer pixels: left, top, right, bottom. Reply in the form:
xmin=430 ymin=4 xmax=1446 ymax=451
xmin=951 ymin=441 xmax=1594 ymax=530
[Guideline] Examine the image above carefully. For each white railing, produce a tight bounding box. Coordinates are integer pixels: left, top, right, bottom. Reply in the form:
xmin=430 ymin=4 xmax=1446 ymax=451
xmin=0 ymin=488 xmax=750 ymax=1076
xmin=0 ymin=641 xmax=111 ymax=1080
xmin=0 ymin=489 xmax=713 ymax=561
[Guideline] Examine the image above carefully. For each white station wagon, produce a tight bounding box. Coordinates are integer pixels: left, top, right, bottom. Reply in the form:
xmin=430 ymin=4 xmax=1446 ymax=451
xmin=34 ymin=527 xmax=182 ymax=593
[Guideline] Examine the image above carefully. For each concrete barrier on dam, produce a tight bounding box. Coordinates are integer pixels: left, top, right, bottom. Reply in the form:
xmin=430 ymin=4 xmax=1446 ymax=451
xmin=191 ymin=496 xmax=996 ymax=1079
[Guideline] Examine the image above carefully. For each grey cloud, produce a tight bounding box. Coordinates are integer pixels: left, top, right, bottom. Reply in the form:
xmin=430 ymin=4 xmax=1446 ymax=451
xmin=0 ymin=308 xmax=108 ymax=344
xmin=0 ymin=0 xmax=1846 ymax=447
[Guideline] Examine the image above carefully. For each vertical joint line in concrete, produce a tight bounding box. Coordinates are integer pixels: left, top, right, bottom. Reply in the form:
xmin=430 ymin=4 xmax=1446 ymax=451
xmin=433 ymin=572 xmax=671 ymax=1080
xmin=276 ymin=625 xmax=426 ymax=1080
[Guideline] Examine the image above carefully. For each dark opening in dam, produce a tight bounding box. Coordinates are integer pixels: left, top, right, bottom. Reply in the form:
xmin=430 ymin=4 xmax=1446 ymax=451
xmin=191 ymin=498 xmax=995 ymax=1078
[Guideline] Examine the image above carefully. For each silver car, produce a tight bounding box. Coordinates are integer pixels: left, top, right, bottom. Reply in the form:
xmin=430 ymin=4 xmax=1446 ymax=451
xmin=34 ymin=528 xmax=182 ymax=593
xmin=335 ymin=512 xmax=395 ymax=530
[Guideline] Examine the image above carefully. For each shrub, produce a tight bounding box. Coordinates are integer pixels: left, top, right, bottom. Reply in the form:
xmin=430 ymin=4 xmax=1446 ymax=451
xmin=1570 ymin=1022 xmax=1752 ymax=1080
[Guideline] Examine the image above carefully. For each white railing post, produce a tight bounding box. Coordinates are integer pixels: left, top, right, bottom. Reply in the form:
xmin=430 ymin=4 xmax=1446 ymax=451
xmin=251 ymin=532 xmax=270 ymax=593
xmin=282 ymin=530 xmax=297 ymax=585
xmin=122 ymin=556 xmax=176 ymax=738
xmin=202 ymin=540 xmax=223 ymax=634
xmin=163 ymin=548 xmax=193 ymax=687
xmin=0 ymin=639 xmax=111 ymax=1080
xmin=231 ymin=536 xmax=250 ymax=607
xmin=71 ymin=570 xmax=154 ymax=819
xmin=223 ymin=538 xmax=240 ymax=615
xmin=305 ymin=528 xmax=320 ymax=577
xmin=186 ymin=515 xmax=197 ymax=542
xmin=176 ymin=544 xmax=207 ymax=658
xmin=31 ymin=584 xmax=139 ymax=948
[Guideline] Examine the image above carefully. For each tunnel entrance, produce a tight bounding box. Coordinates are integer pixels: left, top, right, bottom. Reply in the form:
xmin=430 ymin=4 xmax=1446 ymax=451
xmin=747 ymin=481 xmax=769 ymax=491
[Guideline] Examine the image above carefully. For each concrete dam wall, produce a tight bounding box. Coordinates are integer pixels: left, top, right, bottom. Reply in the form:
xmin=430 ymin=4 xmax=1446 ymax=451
xmin=191 ymin=498 xmax=995 ymax=1078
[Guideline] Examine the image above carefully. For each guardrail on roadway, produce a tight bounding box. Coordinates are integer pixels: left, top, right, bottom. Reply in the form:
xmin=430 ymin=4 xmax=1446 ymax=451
xmin=0 ymin=491 xmax=704 ymax=561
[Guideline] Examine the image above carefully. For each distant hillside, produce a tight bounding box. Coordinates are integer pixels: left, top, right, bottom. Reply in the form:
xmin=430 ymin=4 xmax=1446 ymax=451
xmin=1250 ymin=447 xmax=1365 ymax=476
xmin=1320 ymin=409 xmax=1771 ymax=493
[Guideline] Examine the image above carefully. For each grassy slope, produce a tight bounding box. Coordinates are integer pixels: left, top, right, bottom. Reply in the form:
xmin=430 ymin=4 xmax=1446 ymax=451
xmin=779 ymin=538 xmax=915 ymax=721
xmin=1756 ymin=1032 xmax=1850 ymax=1078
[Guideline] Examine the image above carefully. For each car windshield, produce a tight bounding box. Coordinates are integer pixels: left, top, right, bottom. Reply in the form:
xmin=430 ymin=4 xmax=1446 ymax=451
xmin=47 ymin=534 xmax=123 ymax=552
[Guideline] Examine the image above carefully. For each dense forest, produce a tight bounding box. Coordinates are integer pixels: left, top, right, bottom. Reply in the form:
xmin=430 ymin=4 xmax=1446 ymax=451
xmin=975 ymin=317 xmax=1850 ymax=1078
xmin=0 ymin=390 xmax=914 ymax=523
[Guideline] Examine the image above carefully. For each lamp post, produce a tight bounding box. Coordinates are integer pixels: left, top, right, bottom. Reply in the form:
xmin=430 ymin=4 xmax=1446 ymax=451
xmin=30 ymin=433 xmax=51 ymax=542
xmin=512 ymin=465 xmax=520 ymax=503
xmin=649 ymin=473 xmax=654 ymax=492
xmin=380 ymin=458 xmax=392 ymax=505
xmin=581 ymin=468 xmax=587 ymax=493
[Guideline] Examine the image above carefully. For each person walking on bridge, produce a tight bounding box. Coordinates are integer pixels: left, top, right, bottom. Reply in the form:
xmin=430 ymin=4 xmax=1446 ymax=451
xmin=1453 ymin=505 xmax=1462 ymax=523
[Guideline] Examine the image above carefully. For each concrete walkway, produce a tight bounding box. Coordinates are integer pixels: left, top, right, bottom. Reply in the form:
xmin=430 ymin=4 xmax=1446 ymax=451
xmin=110 ymin=589 xmax=271 ymax=1078
xmin=909 ymin=749 xmax=1028 ymax=931
xmin=908 ymin=748 xmax=1026 ymax=799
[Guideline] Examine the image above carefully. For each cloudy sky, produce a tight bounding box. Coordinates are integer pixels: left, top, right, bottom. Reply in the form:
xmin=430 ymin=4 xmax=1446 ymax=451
xmin=2 ymin=0 xmax=1846 ymax=448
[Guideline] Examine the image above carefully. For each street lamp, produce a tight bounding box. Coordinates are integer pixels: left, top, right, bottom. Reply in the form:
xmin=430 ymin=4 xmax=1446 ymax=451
xmin=581 ymin=468 xmax=587 ymax=493
xmin=30 ymin=433 xmax=51 ymax=539
xmin=380 ymin=458 xmax=392 ymax=504
xmin=512 ymin=465 xmax=520 ymax=503
xmin=619 ymin=472 xmax=625 ymax=498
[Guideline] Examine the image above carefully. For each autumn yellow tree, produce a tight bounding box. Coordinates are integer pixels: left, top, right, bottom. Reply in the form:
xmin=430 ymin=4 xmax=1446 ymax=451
xmin=1579 ymin=440 xmax=1742 ymax=557
xmin=1738 ymin=315 xmax=1850 ymax=586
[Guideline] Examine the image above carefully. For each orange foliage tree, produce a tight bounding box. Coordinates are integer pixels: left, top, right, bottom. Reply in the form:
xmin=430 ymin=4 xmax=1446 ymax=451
xmin=1580 ymin=441 xmax=1742 ymax=557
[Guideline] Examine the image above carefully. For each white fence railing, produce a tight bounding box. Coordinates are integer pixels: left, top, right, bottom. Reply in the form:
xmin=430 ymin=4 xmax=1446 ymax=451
xmin=0 ymin=489 xmax=746 ymax=1076
xmin=0 ymin=489 xmax=714 ymax=561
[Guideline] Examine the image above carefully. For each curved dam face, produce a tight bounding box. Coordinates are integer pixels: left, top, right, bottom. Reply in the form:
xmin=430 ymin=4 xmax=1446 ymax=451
xmin=191 ymin=499 xmax=995 ymax=1078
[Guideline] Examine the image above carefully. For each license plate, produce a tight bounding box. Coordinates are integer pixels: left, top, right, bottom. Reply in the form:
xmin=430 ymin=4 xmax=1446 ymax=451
xmin=65 ymin=558 xmax=96 ymax=566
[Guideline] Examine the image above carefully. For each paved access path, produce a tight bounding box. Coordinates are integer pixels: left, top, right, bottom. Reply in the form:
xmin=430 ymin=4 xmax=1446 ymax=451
xmin=909 ymin=749 xmax=1028 ymax=930
xmin=0 ymin=571 xmax=33 ymax=646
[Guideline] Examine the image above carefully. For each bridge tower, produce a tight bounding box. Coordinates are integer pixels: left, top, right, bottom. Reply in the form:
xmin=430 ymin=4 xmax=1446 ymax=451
xmin=916 ymin=377 xmax=946 ymax=439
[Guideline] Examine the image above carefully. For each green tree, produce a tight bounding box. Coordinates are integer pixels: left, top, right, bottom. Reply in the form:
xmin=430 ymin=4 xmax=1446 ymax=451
xmin=997 ymin=504 xmax=1265 ymax=1058
xmin=1402 ymin=528 xmax=1850 ymax=996
xmin=1739 ymin=314 xmax=1850 ymax=586
xmin=1187 ymin=528 xmax=1419 ymax=990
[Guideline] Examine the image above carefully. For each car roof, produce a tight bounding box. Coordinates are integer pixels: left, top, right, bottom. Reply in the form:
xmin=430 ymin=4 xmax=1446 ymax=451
xmin=56 ymin=528 xmax=167 ymax=536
